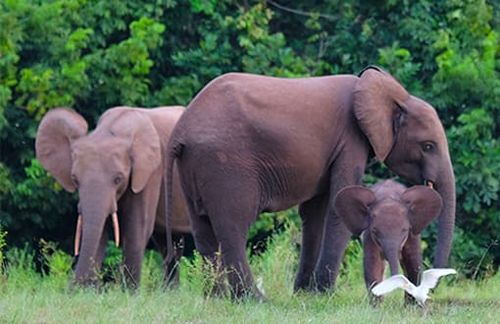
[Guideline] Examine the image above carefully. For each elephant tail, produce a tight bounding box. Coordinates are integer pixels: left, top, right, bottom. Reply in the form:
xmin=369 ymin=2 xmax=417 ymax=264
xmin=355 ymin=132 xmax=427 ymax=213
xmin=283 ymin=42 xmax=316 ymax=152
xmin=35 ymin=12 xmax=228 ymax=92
xmin=165 ymin=139 xmax=184 ymax=279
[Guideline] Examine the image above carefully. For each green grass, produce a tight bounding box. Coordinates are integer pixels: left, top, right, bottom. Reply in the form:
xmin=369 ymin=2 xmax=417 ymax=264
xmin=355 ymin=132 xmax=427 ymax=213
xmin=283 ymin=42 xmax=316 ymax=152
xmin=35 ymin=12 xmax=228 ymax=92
xmin=0 ymin=226 xmax=499 ymax=323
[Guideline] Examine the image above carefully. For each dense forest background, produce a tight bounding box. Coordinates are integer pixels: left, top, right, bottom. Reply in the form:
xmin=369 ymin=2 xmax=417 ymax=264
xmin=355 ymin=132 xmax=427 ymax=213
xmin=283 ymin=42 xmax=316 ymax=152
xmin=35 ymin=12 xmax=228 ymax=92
xmin=0 ymin=0 xmax=498 ymax=277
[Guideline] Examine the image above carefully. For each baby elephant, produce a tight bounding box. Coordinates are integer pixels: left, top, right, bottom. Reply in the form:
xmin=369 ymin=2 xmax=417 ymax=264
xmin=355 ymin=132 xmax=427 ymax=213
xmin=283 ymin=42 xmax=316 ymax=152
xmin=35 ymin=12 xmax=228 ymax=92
xmin=334 ymin=179 xmax=442 ymax=303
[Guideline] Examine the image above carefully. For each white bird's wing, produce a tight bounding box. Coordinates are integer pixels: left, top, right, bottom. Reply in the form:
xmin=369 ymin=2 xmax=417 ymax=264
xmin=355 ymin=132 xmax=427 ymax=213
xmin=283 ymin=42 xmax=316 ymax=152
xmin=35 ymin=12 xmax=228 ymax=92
xmin=420 ymin=268 xmax=457 ymax=292
xmin=371 ymin=275 xmax=414 ymax=296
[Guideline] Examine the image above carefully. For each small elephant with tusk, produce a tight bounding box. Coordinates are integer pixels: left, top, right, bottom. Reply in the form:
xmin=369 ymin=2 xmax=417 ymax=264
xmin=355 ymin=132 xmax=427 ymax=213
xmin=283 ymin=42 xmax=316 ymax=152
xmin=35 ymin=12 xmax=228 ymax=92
xmin=36 ymin=106 xmax=191 ymax=288
xmin=334 ymin=179 xmax=443 ymax=304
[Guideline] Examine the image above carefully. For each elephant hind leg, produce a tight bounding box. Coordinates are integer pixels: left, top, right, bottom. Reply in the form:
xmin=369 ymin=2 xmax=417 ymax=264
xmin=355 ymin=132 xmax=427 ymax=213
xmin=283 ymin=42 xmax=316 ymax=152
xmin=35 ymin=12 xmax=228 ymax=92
xmin=190 ymin=211 xmax=228 ymax=297
xmin=201 ymin=178 xmax=263 ymax=300
xmin=211 ymin=220 xmax=262 ymax=300
xmin=294 ymin=194 xmax=328 ymax=291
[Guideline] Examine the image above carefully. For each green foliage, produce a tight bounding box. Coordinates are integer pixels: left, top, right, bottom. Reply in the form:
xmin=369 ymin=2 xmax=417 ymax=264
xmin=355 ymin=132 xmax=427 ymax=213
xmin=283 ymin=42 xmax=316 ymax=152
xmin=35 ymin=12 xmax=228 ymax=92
xmin=251 ymin=221 xmax=300 ymax=296
xmin=449 ymin=109 xmax=498 ymax=213
xmin=443 ymin=108 xmax=499 ymax=274
xmin=140 ymin=249 xmax=164 ymax=292
xmin=0 ymin=0 xmax=498 ymax=277
xmin=101 ymin=241 xmax=124 ymax=284
xmin=248 ymin=208 xmax=300 ymax=251
xmin=39 ymin=239 xmax=72 ymax=288
xmin=0 ymin=227 xmax=6 ymax=276
xmin=4 ymin=245 xmax=40 ymax=289
xmin=180 ymin=249 xmax=225 ymax=296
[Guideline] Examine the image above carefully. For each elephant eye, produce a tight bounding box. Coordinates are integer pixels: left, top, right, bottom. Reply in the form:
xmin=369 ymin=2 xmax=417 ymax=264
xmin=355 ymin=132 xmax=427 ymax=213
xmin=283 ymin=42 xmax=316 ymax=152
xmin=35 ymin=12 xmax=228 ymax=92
xmin=422 ymin=142 xmax=435 ymax=152
xmin=113 ymin=175 xmax=123 ymax=185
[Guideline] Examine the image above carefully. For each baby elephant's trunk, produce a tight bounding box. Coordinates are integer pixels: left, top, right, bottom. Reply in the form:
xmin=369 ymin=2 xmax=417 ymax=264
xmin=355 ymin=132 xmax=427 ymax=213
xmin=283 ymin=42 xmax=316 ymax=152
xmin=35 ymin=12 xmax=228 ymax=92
xmin=381 ymin=242 xmax=401 ymax=276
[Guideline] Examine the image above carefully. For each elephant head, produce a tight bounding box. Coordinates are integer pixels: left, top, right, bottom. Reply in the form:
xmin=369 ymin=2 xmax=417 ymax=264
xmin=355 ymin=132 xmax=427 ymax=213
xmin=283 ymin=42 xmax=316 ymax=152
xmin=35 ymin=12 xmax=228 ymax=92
xmin=334 ymin=181 xmax=443 ymax=275
xmin=35 ymin=108 xmax=161 ymax=285
xmin=353 ymin=66 xmax=456 ymax=268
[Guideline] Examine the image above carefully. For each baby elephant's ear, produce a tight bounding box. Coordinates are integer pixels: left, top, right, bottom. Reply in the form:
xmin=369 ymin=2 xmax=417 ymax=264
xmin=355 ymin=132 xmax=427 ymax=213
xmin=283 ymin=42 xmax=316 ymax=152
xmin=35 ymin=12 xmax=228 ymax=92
xmin=334 ymin=185 xmax=376 ymax=235
xmin=402 ymin=186 xmax=443 ymax=234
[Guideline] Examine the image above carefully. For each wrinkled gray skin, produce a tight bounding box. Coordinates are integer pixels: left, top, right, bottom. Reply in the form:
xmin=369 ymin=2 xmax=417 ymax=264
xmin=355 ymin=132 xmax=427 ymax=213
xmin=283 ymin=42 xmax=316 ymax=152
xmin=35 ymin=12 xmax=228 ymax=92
xmin=334 ymin=180 xmax=443 ymax=304
xmin=36 ymin=106 xmax=190 ymax=288
xmin=166 ymin=66 xmax=456 ymax=298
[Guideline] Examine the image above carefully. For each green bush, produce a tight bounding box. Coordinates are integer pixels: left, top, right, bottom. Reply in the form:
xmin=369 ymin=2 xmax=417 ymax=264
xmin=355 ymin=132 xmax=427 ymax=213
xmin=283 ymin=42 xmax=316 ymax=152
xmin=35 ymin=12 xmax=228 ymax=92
xmin=0 ymin=227 xmax=6 ymax=276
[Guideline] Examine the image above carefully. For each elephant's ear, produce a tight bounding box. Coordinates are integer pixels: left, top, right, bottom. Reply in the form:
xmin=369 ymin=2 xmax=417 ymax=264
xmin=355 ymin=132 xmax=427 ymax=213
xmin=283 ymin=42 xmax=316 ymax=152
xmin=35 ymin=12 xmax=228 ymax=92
xmin=129 ymin=112 xmax=162 ymax=193
xmin=402 ymin=186 xmax=443 ymax=234
xmin=35 ymin=108 xmax=88 ymax=192
xmin=353 ymin=66 xmax=410 ymax=161
xmin=334 ymin=185 xmax=376 ymax=235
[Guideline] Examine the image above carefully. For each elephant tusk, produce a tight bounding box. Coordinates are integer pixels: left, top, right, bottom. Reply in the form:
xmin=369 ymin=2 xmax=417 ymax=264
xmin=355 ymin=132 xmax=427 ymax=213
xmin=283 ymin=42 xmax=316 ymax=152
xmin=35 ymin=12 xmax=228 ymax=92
xmin=112 ymin=212 xmax=120 ymax=247
xmin=74 ymin=215 xmax=82 ymax=256
xmin=425 ymin=180 xmax=434 ymax=189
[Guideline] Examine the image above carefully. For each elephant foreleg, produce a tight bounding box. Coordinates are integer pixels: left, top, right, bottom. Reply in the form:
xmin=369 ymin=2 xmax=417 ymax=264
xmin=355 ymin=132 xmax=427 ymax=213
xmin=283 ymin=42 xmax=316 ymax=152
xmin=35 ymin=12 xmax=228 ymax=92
xmin=401 ymin=233 xmax=423 ymax=305
xmin=314 ymin=216 xmax=352 ymax=291
xmin=314 ymin=146 xmax=368 ymax=291
xmin=121 ymin=212 xmax=148 ymax=290
xmin=190 ymin=212 xmax=227 ymax=297
xmin=121 ymin=242 xmax=145 ymax=289
xmin=362 ymin=233 xmax=385 ymax=306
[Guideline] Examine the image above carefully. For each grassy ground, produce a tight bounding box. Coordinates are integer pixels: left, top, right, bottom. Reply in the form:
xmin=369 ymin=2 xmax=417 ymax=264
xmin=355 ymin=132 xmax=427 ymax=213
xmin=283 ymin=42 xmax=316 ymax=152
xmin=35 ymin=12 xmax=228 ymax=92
xmin=1 ymin=227 xmax=499 ymax=323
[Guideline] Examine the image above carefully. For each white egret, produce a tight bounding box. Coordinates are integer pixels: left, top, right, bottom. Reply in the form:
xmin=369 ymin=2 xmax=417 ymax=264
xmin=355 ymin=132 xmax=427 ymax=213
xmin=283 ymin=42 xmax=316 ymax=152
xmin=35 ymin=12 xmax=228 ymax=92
xmin=371 ymin=268 xmax=457 ymax=306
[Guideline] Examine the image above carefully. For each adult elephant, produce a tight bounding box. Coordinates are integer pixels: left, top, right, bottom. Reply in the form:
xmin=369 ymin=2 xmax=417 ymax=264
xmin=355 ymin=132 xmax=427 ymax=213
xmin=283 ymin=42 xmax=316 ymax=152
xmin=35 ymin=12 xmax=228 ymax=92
xmin=166 ymin=66 xmax=455 ymax=298
xmin=36 ymin=106 xmax=190 ymax=288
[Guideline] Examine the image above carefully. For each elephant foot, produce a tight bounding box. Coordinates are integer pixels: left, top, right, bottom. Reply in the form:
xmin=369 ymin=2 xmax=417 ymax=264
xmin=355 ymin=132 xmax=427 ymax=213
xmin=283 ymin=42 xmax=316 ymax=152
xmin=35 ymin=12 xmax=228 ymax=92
xmin=70 ymin=275 xmax=102 ymax=292
xmin=204 ymin=281 xmax=229 ymax=299
xmin=203 ymin=281 xmax=266 ymax=303
xmin=313 ymin=267 xmax=336 ymax=292
xmin=293 ymin=274 xmax=317 ymax=293
xmin=225 ymin=274 xmax=267 ymax=302
xmin=229 ymin=286 xmax=267 ymax=303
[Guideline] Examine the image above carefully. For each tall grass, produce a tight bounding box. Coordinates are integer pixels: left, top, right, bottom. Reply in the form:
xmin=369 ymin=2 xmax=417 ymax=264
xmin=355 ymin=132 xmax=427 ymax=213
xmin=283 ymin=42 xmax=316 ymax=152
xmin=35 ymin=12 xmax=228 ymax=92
xmin=0 ymin=223 xmax=499 ymax=323
xmin=0 ymin=227 xmax=6 ymax=277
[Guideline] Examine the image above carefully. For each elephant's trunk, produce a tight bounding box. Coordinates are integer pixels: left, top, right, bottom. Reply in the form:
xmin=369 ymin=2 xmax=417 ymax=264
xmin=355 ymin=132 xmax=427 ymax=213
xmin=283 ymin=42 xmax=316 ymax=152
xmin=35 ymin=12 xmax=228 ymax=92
xmin=73 ymin=186 xmax=115 ymax=286
xmin=381 ymin=241 xmax=401 ymax=276
xmin=74 ymin=212 xmax=119 ymax=256
xmin=73 ymin=209 xmax=107 ymax=285
xmin=433 ymin=158 xmax=456 ymax=268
